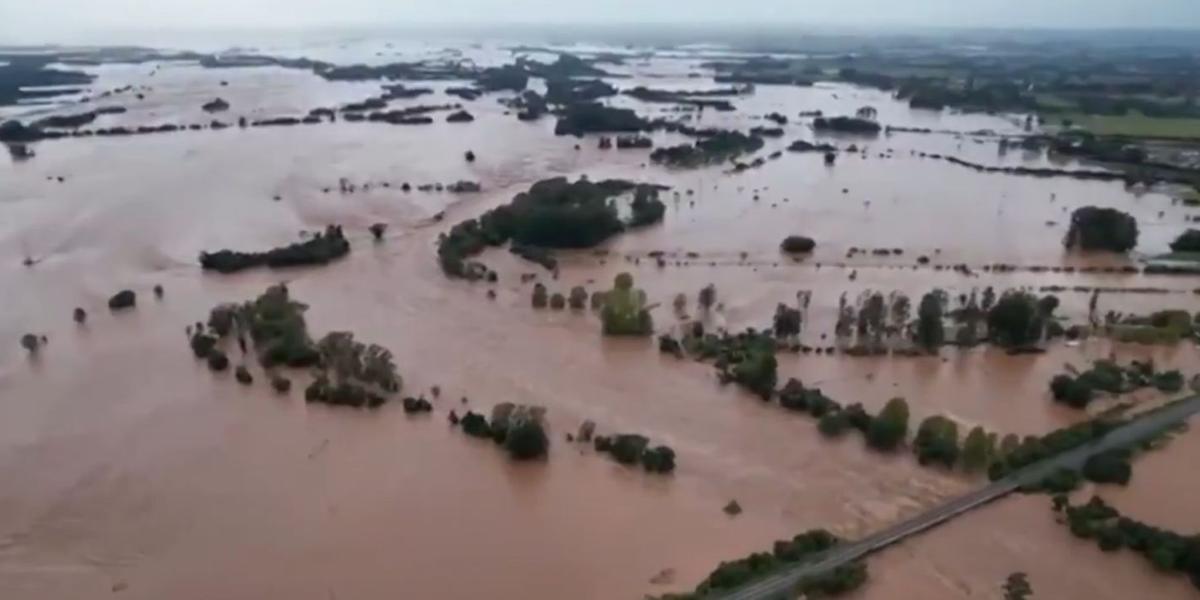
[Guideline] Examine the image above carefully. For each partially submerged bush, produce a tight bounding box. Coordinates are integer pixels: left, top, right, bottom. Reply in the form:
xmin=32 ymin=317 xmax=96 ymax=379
xmin=270 ymin=375 xmax=292 ymax=393
xmin=504 ymin=418 xmax=549 ymax=459
xmin=532 ymin=283 xmax=548 ymax=308
xmin=780 ymin=235 xmax=816 ymax=253
xmin=1064 ymin=206 xmax=1138 ymax=253
xmin=208 ymin=304 xmax=237 ymax=337
xmin=108 ymin=289 xmax=136 ymax=310
xmin=486 ymin=403 xmax=549 ymax=460
xmin=595 ymin=433 xmax=675 ymax=473
xmin=190 ymin=333 xmax=218 ymax=359
xmin=568 ymin=286 xmax=588 ymax=309
xmin=207 ymin=349 xmax=230 ymax=371
xmin=235 ymin=365 xmax=253 ymax=385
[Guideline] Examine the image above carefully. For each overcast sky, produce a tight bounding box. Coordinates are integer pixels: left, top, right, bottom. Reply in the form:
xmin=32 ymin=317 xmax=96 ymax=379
xmin=2 ymin=0 xmax=1198 ymax=43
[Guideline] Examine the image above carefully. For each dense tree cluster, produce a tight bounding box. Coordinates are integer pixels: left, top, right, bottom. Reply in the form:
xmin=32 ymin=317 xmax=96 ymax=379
xmin=1064 ymin=206 xmax=1139 ymax=252
xmin=985 ymin=291 xmax=1046 ymax=347
xmin=1051 ymin=359 xmax=1183 ymax=409
xmin=812 ymin=116 xmax=882 ymax=134
xmin=663 ymin=529 xmax=844 ymax=598
xmin=988 ymin=416 xmax=1121 ymax=480
xmin=544 ymin=78 xmax=616 ymax=105
xmin=200 ymin=225 xmax=350 ymax=273
xmin=1169 ymin=229 xmax=1200 ymax=253
xmin=913 ymin=415 xmax=960 ymax=467
xmin=186 ymin=286 xmax=404 ymax=409
xmin=961 ymin=426 xmax=996 ymax=472
xmin=436 ymin=178 xmax=665 ymax=278
xmin=475 ymin=65 xmax=528 ymax=91
xmin=649 ymin=130 xmax=764 ymax=167
xmin=593 ymin=433 xmax=676 ymax=473
xmin=1060 ymin=496 xmax=1200 ymax=590
xmin=1081 ymin=450 xmax=1133 ymax=485
xmin=795 ymin=561 xmax=869 ymax=598
xmin=451 ymin=403 xmax=549 ymax=460
xmin=553 ymin=103 xmax=650 ymax=136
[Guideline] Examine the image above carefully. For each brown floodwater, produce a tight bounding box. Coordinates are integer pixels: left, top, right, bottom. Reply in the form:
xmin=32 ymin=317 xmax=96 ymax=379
xmin=2 ymin=42 xmax=1199 ymax=599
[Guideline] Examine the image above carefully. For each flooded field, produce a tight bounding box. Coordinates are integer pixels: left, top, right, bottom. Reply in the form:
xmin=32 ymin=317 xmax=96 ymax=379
xmin=2 ymin=38 xmax=1198 ymax=599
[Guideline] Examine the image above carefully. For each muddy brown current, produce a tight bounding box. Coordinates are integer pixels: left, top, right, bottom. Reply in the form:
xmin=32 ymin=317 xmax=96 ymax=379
xmin=1 ymin=43 xmax=1198 ymax=599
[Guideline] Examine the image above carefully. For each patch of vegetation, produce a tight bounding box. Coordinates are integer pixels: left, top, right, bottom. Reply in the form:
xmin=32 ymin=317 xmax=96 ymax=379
xmin=553 ymin=103 xmax=650 ymax=136
xmin=813 ymin=116 xmax=881 ymax=134
xmin=780 ymin=235 xmax=816 ymax=253
xmin=867 ymin=397 xmax=910 ymax=451
xmin=915 ymin=289 xmax=946 ymax=351
xmin=593 ymin=433 xmax=676 ymax=473
xmin=1109 ymin=309 xmax=1194 ymax=344
xmin=436 ymin=177 xmax=665 ymax=278
xmin=656 ymin=529 xmax=843 ymax=598
xmin=988 ymin=416 xmax=1122 ymax=480
xmin=1030 ymin=467 xmax=1083 ymax=494
xmin=795 ymin=561 xmax=869 ymax=598
xmin=108 ymin=289 xmax=136 ymax=310
xmin=187 ymin=285 xmax=403 ymax=409
xmin=1169 ymin=229 xmax=1200 ymax=253
xmin=649 ymin=130 xmax=764 ymax=167
xmin=1082 ymin=449 xmax=1133 ymax=485
xmin=600 ymin=273 xmax=654 ymax=336
xmin=1064 ymin=206 xmax=1138 ymax=253
xmin=986 ymin=291 xmax=1047 ymax=348
xmin=200 ymin=225 xmax=350 ymax=273
xmin=1049 ymin=359 xmax=1172 ymax=409
xmin=913 ymin=415 xmax=960 ymax=468
xmin=1060 ymin=496 xmax=1200 ymax=589
xmin=1003 ymin=572 xmax=1034 ymax=600
xmin=1063 ymin=113 xmax=1200 ymax=139
xmin=451 ymin=403 xmax=550 ymax=460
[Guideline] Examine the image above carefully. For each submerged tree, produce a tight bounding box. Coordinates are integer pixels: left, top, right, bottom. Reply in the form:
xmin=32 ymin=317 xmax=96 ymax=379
xmin=867 ymin=397 xmax=910 ymax=451
xmin=698 ymin=284 xmax=717 ymax=313
xmin=316 ymin=331 xmax=402 ymax=395
xmin=601 ymin=273 xmax=653 ymax=336
xmin=962 ymin=426 xmax=993 ymax=472
xmin=1064 ymin=206 xmax=1138 ymax=253
xmin=987 ymin=291 xmax=1043 ymax=347
xmin=774 ymin=303 xmax=802 ymax=338
xmin=915 ymin=290 xmax=946 ymax=351
xmin=914 ymin=415 xmax=960 ymax=468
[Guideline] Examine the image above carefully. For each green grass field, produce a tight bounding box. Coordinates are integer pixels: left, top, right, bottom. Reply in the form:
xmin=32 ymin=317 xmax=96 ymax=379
xmin=1060 ymin=112 xmax=1200 ymax=139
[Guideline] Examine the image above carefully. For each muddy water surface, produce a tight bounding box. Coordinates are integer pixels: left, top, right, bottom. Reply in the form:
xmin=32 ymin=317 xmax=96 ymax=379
xmin=2 ymin=41 xmax=1199 ymax=599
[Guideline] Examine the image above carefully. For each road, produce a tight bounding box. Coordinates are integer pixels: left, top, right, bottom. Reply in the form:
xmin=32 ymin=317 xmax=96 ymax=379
xmin=714 ymin=395 xmax=1200 ymax=600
